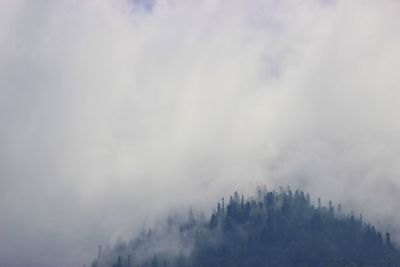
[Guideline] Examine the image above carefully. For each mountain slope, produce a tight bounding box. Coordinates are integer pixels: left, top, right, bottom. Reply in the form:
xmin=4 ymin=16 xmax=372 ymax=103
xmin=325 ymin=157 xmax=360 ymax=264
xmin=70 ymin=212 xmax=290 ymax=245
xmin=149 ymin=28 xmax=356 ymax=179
xmin=91 ymin=188 xmax=400 ymax=267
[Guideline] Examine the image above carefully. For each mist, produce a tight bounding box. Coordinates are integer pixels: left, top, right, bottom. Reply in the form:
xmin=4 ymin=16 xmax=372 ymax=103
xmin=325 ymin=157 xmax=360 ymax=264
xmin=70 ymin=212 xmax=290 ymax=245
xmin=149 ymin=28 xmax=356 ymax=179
xmin=1 ymin=0 xmax=400 ymax=266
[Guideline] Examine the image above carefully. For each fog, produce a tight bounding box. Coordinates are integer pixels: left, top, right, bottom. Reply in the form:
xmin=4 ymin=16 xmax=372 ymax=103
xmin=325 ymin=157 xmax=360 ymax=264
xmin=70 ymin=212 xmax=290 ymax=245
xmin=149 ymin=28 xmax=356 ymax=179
xmin=1 ymin=0 xmax=400 ymax=266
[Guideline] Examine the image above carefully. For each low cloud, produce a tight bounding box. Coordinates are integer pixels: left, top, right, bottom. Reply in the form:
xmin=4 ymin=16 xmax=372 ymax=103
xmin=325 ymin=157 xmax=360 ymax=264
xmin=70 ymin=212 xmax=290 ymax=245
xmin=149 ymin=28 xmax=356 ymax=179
xmin=1 ymin=0 xmax=400 ymax=266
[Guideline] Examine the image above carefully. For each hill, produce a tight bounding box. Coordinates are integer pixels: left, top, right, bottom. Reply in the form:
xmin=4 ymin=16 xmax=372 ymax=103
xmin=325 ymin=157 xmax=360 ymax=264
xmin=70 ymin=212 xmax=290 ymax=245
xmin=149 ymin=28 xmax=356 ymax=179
xmin=90 ymin=187 xmax=400 ymax=267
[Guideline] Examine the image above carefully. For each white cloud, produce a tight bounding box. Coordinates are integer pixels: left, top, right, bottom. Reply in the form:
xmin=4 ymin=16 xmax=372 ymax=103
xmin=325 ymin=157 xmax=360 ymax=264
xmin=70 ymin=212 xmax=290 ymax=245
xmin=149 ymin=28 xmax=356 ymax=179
xmin=1 ymin=0 xmax=400 ymax=266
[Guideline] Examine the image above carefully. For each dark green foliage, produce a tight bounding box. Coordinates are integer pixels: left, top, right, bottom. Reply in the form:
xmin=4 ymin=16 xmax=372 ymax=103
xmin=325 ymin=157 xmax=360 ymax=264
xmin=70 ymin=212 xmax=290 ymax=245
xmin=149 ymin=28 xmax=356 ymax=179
xmin=98 ymin=187 xmax=400 ymax=267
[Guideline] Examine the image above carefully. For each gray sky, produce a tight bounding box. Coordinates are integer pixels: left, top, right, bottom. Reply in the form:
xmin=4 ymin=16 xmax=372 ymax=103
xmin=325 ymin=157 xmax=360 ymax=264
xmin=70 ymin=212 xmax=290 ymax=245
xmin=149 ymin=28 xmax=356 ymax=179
xmin=1 ymin=0 xmax=400 ymax=266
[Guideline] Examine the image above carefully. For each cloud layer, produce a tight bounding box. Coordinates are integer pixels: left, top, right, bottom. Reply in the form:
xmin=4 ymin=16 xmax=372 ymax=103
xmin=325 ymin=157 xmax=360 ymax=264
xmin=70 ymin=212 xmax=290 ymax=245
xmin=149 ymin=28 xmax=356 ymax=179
xmin=1 ymin=0 xmax=400 ymax=266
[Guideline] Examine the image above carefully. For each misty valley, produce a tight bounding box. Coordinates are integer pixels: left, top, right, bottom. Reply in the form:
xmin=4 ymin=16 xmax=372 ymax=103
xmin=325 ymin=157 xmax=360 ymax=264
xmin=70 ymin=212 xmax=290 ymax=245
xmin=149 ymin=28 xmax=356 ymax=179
xmin=87 ymin=187 xmax=400 ymax=267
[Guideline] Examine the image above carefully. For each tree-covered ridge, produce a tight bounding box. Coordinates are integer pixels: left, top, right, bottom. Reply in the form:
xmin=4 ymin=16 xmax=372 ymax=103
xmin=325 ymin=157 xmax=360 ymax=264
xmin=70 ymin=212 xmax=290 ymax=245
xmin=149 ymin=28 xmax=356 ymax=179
xmin=91 ymin=188 xmax=400 ymax=267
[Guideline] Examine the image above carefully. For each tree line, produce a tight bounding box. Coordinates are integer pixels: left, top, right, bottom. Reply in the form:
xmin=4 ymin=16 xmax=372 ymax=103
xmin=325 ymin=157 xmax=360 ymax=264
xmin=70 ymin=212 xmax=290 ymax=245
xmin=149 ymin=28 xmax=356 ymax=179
xmin=90 ymin=187 xmax=400 ymax=267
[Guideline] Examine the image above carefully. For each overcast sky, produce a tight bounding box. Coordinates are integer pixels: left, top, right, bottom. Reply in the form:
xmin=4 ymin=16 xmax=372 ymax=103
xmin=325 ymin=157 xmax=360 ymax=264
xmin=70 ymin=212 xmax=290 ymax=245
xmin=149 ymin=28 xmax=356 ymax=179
xmin=1 ymin=0 xmax=400 ymax=266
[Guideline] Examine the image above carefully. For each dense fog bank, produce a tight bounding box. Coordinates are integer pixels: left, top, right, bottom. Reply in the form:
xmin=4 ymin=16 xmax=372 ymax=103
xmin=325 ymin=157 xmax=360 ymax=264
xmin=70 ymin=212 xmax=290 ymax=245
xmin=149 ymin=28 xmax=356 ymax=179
xmin=1 ymin=1 xmax=400 ymax=266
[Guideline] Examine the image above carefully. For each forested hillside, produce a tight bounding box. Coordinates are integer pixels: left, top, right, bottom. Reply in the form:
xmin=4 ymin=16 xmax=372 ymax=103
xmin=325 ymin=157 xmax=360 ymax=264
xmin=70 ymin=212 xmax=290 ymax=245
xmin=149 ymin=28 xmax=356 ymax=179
xmin=90 ymin=188 xmax=400 ymax=267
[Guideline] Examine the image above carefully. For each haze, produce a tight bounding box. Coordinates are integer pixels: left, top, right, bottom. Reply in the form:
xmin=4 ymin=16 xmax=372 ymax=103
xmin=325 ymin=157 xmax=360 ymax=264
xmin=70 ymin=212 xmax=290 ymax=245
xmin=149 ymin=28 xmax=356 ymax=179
xmin=1 ymin=0 xmax=400 ymax=266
